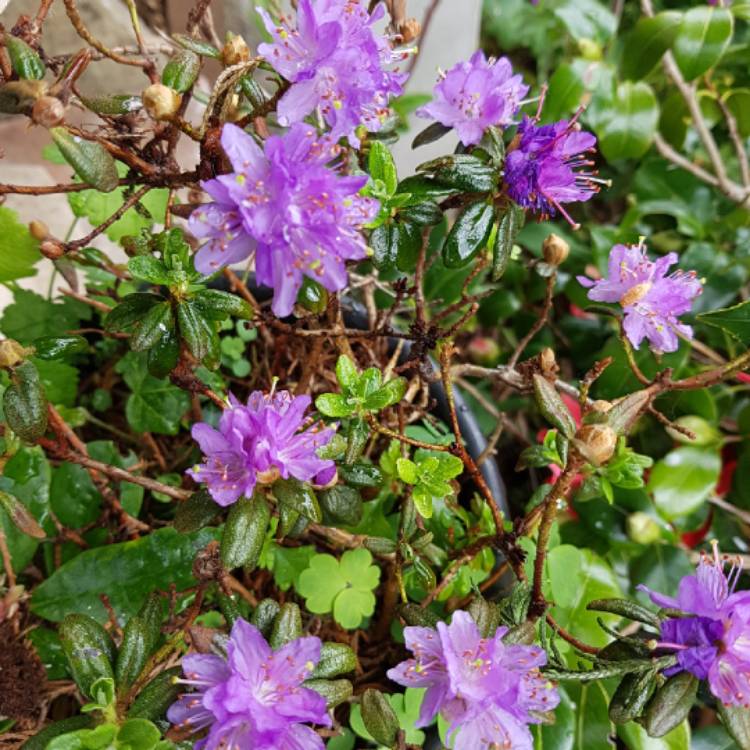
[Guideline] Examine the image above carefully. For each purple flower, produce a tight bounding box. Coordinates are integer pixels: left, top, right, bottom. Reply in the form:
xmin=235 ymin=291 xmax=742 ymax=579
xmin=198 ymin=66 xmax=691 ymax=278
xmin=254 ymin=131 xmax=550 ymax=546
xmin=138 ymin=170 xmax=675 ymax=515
xmin=639 ymin=544 xmax=750 ymax=707
xmin=504 ymin=115 xmax=599 ymax=226
xmin=188 ymin=389 xmax=335 ymax=506
xmin=387 ymin=610 xmax=558 ymax=750
xmin=189 ymin=123 xmax=378 ymax=317
xmin=258 ymin=0 xmax=409 ymax=145
xmin=577 ymin=243 xmax=703 ymax=353
xmin=167 ymin=618 xmax=330 ymax=750
xmin=417 ymin=50 xmax=529 ymax=147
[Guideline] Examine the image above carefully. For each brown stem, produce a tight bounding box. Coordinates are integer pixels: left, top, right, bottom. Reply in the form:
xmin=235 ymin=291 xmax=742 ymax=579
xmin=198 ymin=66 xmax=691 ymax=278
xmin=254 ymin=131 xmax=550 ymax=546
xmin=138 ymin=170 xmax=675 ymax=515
xmin=508 ymin=270 xmax=556 ymax=369
xmin=365 ymin=412 xmax=450 ymax=452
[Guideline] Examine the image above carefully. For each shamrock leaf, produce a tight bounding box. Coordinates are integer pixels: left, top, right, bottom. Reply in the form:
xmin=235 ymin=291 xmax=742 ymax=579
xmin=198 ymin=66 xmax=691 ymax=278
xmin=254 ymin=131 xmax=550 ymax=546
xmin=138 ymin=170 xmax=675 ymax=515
xmin=297 ymin=549 xmax=381 ymax=629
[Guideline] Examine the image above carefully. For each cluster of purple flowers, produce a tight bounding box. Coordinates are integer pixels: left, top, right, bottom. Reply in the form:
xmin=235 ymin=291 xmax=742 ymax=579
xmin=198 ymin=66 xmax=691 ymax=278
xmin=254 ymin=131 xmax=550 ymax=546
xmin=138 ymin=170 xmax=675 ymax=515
xmin=188 ymin=389 xmax=335 ymax=506
xmin=417 ymin=52 xmax=600 ymax=223
xmin=639 ymin=543 xmax=750 ymax=707
xmin=387 ymin=610 xmax=559 ymax=750
xmin=258 ymin=0 xmax=408 ymax=145
xmin=189 ymin=122 xmax=378 ymax=317
xmin=167 ymin=618 xmax=330 ymax=750
xmin=578 ymin=242 xmax=703 ymax=353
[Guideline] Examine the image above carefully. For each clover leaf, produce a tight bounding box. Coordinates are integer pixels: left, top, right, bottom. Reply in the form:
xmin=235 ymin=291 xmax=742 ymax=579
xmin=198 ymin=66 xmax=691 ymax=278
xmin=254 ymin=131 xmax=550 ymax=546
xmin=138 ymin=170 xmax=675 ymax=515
xmin=396 ymin=450 xmax=464 ymax=518
xmin=297 ymin=548 xmax=381 ymax=629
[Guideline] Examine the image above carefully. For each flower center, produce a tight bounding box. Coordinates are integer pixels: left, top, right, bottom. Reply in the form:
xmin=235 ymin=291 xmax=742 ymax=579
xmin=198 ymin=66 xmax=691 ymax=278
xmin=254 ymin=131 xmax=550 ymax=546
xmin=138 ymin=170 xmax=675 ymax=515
xmin=620 ymin=282 xmax=652 ymax=307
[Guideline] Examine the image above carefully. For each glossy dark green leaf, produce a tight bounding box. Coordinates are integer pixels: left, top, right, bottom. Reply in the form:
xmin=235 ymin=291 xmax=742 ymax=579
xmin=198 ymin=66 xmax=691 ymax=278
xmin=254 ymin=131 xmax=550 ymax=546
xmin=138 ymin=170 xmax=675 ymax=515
xmin=171 ymin=33 xmax=221 ymax=58
xmin=598 ymin=82 xmax=659 ymax=161
xmin=304 ymin=678 xmax=353 ymax=709
xmin=80 ymin=94 xmax=142 ymax=116
xmin=4 ymin=34 xmax=45 ymax=80
xmin=492 ymin=205 xmax=524 ymax=281
xmin=315 ymin=393 xmax=355 ymax=418
xmin=239 ymin=75 xmax=267 ymax=109
xmin=609 ymin=669 xmax=657 ymax=724
xmin=310 ymin=642 xmax=357 ymax=679
xmin=272 ymin=478 xmax=321 ymax=522
xmin=31 ymin=527 xmax=219 ymax=622
xmin=269 ymin=602 xmax=303 ymax=649
xmin=399 ymin=200 xmax=443 ymax=227
xmin=127 ymin=667 xmax=181 ymax=721
xmin=719 ymin=702 xmax=750 ymax=750
xmin=174 ymin=490 xmax=222 ymax=533
xmin=128 ymin=255 xmax=170 ymax=285
xmin=586 ymin=597 xmax=660 ymax=626
xmin=130 ymin=302 xmax=174 ymax=353
xmin=105 ymin=293 xmax=163 ymax=332
xmin=370 ymin=222 xmax=399 ymax=271
xmin=412 ymin=121 xmax=452 ymax=148
xmin=361 ymin=689 xmax=399 ymax=748
xmin=20 ymin=716 xmax=94 ymax=750
xmin=59 ymin=614 xmax=116 ymax=697
xmin=643 ymin=672 xmax=698 ymax=738
xmin=220 ymin=494 xmax=271 ymax=570
xmin=192 ymin=288 xmax=253 ymax=321
xmin=115 ymin=593 xmax=163 ymax=688
xmin=319 ymin=485 xmax=363 ymax=527
xmin=177 ymin=300 xmax=216 ymax=362
xmin=533 ymin=374 xmax=577 ymax=438
xmin=543 ymin=63 xmax=585 ymax=122
xmin=146 ymin=325 xmax=179 ymax=378
xmin=32 ymin=335 xmax=88 ymax=360
xmin=3 ymin=360 xmax=48 ymax=442
xmin=698 ymin=299 xmax=750 ymax=345
xmin=673 ymin=6 xmax=733 ymax=81
xmin=442 ymin=201 xmax=494 ymax=268
xmin=337 ymin=463 xmax=383 ymax=487
xmin=161 ymin=49 xmax=201 ymax=92
xmin=396 ymin=175 xmax=458 ymax=204
xmin=418 ymin=154 xmax=496 ymax=193
xmin=250 ymin=598 xmax=281 ymax=638
xmin=49 ymin=128 xmax=119 ymax=192
xmin=621 ymin=12 xmax=683 ymax=81
xmin=0 ymin=489 xmax=45 ymax=539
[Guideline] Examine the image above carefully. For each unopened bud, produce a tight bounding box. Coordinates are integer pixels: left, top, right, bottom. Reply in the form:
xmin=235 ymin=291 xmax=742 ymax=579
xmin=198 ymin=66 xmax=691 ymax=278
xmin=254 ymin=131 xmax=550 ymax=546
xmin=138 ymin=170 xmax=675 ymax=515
xmin=591 ymin=399 xmax=612 ymax=413
xmin=142 ymin=83 xmax=182 ymax=121
xmin=399 ymin=18 xmax=421 ymax=43
xmin=222 ymin=33 xmax=250 ymax=66
xmin=467 ymin=336 xmax=501 ymax=367
xmin=28 ymin=220 xmax=50 ymax=241
xmin=542 ymin=233 xmax=570 ymax=266
xmin=0 ymin=339 xmax=29 ymax=368
xmin=539 ymin=347 xmax=557 ymax=375
xmin=40 ymin=239 xmax=65 ymax=259
xmin=626 ymin=511 xmax=661 ymax=545
xmin=31 ymin=95 xmax=65 ymax=128
xmin=573 ymin=423 xmax=617 ymax=465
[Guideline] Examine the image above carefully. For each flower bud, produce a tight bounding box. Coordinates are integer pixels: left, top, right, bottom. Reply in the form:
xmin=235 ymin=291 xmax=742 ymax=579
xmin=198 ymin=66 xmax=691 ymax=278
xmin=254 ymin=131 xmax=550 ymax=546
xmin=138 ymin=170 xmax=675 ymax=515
xmin=591 ymin=399 xmax=612 ymax=413
xmin=626 ymin=512 xmax=662 ymax=545
xmin=221 ymin=33 xmax=250 ymax=66
xmin=467 ymin=335 xmax=501 ymax=367
xmin=40 ymin=239 xmax=65 ymax=259
xmin=31 ymin=95 xmax=66 ymax=128
xmin=28 ymin=219 xmax=50 ymax=241
xmin=542 ymin=233 xmax=570 ymax=266
xmin=399 ymin=18 xmax=421 ymax=43
xmin=539 ymin=347 xmax=557 ymax=375
xmin=573 ymin=423 xmax=617 ymax=465
xmin=0 ymin=339 xmax=29 ymax=369
xmin=142 ymin=83 xmax=182 ymax=121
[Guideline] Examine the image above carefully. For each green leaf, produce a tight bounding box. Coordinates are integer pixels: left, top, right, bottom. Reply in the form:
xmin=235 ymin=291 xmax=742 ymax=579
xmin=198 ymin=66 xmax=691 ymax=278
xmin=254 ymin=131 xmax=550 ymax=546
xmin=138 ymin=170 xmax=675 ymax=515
xmin=726 ymin=89 xmax=750 ymax=138
xmin=59 ymin=615 xmax=116 ymax=698
xmin=598 ymin=82 xmax=659 ymax=161
xmin=396 ymin=175 xmax=458 ymax=204
xmin=171 ymin=33 xmax=221 ymax=58
xmin=493 ymin=205 xmax=524 ymax=281
xmin=648 ymin=446 xmax=721 ymax=519
xmin=273 ymin=478 xmax=322 ymax=523
xmin=543 ymin=64 xmax=585 ymax=122
xmin=693 ymin=725 xmax=739 ymax=750
xmin=619 ymin=720 xmax=691 ymax=750
xmin=116 ymin=719 xmax=161 ymax=749
xmin=442 ymin=201 xmax=494 ymax=268
xmin=368 ymin=141 xmax=398 ymax=195
xmin=620 ymin=13 xmax=683 ymax=81
xmin=319 ymin=485 xmax=363 ymax=527
xmin=718 ymin=703 xmax=750 ymax=750
xmin=68 ymin=172 xmax=169 ymax=242
xmin=412 ymin=121 xmax=452 ymax=148
xmin=0 ymin=447 xmax=51 ymax=574
xmin=3 ymin=360 xmax=48 ymax=441
xmin=533 ymin=374 xmax=577 ymax=438
xmin=672 ymin=6 xmax=733 ymax=81
xmin=161 ymin=49 xmax=201 ymax=93
xmin=698 ymin=299 xmax=750 ymax=345
xmin=266 ymin=543 xmax=316 ymax=591
xmin=546 ymin=545 xmax=622 ymax=649
xmin=1 ymin=290 xmax=85 ymax=344
xmin=297 ymin=549 xmax=380 ymax=629
xmin=32 ymin=335 xmax=88 ymax=360
xmin=554 ymin=0 xmax=616 ymax=42
xmin=315 ymin=393 xmax=355 ymax=418
xmin=643 ymin=673 xmax=698 ymax=738
xmin=350 ymin=688 xmax=426 ymax=747
xmin=364 ymin=377 xmax=407 ymax=411
xmin=192 ymin=289 xmax=253 ymax=321
xmin=128 ymin=256 xmax=170 ymax=285
xmin=0 ymin=489 xmax=45 ymax=539
xmin=130 ymin=302 xmax=174 ymax=353
xmin=105 ymin=293 xmax=163 ymax=333
xmin=173 ymin=490 xmax=221 ymax=533
xmin=80 ymin=94 xmax=143 ymax=116
xmin=31 ymin=527 xmax=218 ymax=622
xmin=115 ymin=353 xmax=190 ymax=435
xmin=221 ymin=495 xmax=271 ymax=570
xmin=115 ymin=594 xmax=163 ymax=689
xmin=50 ymin=463 xmax=101 ymax=528
xmin=0 ymin=206 xmax=41 ymax=282
xmin=4 ymin=34 xmax=45 ymax=79
xmin=177 ymin=300 xmax=217 ymax=363
xmin=417 ymin=154 xmax=496 ymax=193
xmin=360 ymin=689 xmax=399 ymax=748
xmin=50 ymin=128 xmax=119 ymax=193
xmin=335 ymin=355 xmax=359 ymax=392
